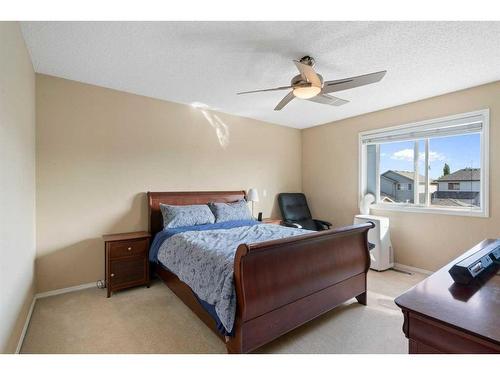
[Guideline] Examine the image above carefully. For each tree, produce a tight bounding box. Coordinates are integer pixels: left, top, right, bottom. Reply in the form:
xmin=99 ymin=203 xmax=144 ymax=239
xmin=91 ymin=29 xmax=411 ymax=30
xmin=443 ymin=163 xmax=450 ymax=176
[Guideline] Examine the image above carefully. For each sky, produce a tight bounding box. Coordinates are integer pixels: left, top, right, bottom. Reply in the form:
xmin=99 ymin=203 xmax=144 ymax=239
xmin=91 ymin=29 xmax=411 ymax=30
xmin=379 ymin=133 xmax=480 ymax=180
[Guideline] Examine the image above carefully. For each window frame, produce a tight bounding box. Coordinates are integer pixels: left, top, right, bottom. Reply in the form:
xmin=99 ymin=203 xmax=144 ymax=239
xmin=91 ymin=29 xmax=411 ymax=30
xmin=358 ymin=109 xmax=489 ymax=218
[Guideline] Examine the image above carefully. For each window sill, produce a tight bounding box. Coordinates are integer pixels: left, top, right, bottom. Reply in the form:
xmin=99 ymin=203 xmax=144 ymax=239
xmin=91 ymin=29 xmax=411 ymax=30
xmin=370 ymin=203 xmax=488 ymax=218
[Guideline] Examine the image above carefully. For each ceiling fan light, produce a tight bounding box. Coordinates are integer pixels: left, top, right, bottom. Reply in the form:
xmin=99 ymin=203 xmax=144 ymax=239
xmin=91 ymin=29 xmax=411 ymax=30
xmin=293 ymin=86 xmax=321 ymax=99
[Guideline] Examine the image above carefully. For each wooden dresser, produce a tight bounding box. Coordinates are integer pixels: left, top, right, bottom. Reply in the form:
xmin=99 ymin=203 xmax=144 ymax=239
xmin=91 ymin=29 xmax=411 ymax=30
xmin=102 ymin=231 xmax=151 ymax=298
xmin=395 ymin=239 xmax=500 ymax=353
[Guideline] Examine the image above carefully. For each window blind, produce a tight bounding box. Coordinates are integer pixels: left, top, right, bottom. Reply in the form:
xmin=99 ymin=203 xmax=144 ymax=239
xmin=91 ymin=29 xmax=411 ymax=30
xmin=361 ymin=114 xmax=483 ymax=145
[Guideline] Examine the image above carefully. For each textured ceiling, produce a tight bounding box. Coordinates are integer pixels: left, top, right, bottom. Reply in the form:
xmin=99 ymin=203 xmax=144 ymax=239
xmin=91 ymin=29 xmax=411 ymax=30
xmin=21 ymin=21 xmax=500 ymax=129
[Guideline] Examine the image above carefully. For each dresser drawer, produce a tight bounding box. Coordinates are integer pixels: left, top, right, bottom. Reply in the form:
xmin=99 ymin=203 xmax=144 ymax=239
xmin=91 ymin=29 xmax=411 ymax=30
xmin=108 ymin=238 xmax=148 ymax=259
xmin=109 ymin=257 xmax=147 ymax=287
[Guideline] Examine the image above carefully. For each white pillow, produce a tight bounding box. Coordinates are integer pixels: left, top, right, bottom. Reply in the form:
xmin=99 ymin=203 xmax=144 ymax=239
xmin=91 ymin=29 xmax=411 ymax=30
xmin=160 ymin=204 xmax=215 ymax=229
xmin=208 ymin=200 xmax=253 ymax=223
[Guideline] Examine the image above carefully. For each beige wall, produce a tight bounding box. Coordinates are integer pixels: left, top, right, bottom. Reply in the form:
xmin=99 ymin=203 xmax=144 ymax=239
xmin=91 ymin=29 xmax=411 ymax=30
xmin=36 ymin=74 xmax=302 ymax=292
xmin=303 ymin=81 xmax=500 ymax=271
xmin=0 ymin=22 xmax=36 ymax=353
xmin=33 ymin=69 xmax=500 ymax=286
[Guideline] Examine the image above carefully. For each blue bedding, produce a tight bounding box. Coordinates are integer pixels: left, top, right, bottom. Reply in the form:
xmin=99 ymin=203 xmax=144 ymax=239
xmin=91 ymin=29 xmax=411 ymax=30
xmin=150 ymin=220 xmax=258 ymax=336
xmin=150 ymin=220 xmax=311 ymax=336
xmin=149 ymin=220 xmax=258 ymax=263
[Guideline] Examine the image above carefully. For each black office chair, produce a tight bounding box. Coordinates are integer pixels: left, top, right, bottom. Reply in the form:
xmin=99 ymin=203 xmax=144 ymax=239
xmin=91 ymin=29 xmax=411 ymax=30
xmin=278 ymin=193 xmax=332 ymax=231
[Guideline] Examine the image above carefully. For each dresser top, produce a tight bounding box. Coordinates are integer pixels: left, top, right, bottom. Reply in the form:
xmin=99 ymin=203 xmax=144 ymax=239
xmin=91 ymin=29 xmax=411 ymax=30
xmin=395 ymin=239 xmax=500 ymax=345
xmin=102 ymin=231 xmax=151 ymax=242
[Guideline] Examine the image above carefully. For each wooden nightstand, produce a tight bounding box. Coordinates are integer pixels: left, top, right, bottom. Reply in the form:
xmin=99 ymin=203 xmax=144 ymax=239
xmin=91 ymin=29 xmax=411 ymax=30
xmin=102 ymin=231 xmax=151 ymax=298
xmin=262 ymin=218 xmax=282 ymax=225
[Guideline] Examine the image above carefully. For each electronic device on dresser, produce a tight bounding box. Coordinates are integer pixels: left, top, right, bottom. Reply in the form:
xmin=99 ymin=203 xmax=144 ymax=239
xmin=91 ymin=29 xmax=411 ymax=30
xmin=102 ymin=231 xmax=151 ymax=298
xmin=395 ymin=239 xmax=500 ymax=354
xmin=449 ymin=239 xmax=500 ymax=284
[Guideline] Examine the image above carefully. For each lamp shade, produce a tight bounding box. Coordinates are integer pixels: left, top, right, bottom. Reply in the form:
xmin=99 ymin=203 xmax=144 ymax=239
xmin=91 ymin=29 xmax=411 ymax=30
xmin=246 ymin=188 xmax=259 ymax=202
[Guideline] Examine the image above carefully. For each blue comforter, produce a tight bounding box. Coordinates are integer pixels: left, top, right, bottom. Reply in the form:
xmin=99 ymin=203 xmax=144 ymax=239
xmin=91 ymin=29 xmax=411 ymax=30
xmin=149 ymin=220 xmax=258 ymax=263
xmin=150 ymin=220 xmax=311 ymax=334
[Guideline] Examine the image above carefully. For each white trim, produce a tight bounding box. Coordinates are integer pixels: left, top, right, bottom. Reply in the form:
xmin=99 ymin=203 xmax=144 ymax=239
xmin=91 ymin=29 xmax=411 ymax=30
xmin=372 ymin=198 xmax=487 ymax=217
xmin=393 ymin=263 xmax=433 ymax=275
xmin=14 ymin=297 xmax=36 ymax=354
xmin=359 ymin=108 xmax=490 ymax=218
xmin=480 ymin=109 xmax=490 ymax=217
xmin=35 ymin=282 xmax=96 ymax=299
xmin=358 ymin=135 xmax=365 ymax=212
xmin=424 ymin=139 xmax=430 ymax=205
xmin=14 ymin=282 xmax=97 ymax=353
xmin=413 ymin=141 xmax=419 ymax=204
xmin=371 ymin=203 xmax=487 ymax=217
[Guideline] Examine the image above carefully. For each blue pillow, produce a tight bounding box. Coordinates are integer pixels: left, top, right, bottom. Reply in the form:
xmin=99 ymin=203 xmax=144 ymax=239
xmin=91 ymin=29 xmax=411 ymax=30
xmin=208 ymin=200 xmax=253 ymax=223
xmin=160 ymin=204 xmax=215 ymax=229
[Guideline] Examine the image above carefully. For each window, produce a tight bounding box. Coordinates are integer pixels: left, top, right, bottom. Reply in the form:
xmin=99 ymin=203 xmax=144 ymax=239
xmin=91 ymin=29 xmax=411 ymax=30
xmin=396 ymin=183 xmax=412 ymax=191
xmin=359 ymin=109 xmax=489 ymax=217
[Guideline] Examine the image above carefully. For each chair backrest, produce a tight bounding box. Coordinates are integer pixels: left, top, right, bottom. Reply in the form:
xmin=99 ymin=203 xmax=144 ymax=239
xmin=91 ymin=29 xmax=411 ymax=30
xmin=278 ymin=193 xmax=313 ymax=222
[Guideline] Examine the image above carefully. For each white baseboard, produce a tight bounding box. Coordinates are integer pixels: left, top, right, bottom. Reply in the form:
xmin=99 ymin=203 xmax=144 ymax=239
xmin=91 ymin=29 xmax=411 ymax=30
xmin=393 ymin=263 xmax=433 ymax=275
xmin=15 ymin=297 xmax=36 ymax=354
xmin=35 ymin=282 xmax=96 ymax=299
xmin=15 ymin=281 xmax=97 ymax=354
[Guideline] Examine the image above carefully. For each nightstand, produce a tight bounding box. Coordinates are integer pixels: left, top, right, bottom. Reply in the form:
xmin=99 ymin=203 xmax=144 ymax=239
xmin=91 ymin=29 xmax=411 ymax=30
xmin=262 ymin=218 xmax=282 ymax=225
xmin=102 ymin=231 xmax=151 ymax=298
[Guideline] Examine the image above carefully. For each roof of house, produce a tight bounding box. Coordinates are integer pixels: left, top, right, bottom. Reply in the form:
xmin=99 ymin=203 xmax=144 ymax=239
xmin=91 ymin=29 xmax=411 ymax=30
xmin=430 ymin=198 xmax=478 ymax=208
xmin=380 ymin=193 xmax=395 ymax=202
xmin=436 ymin=168 xmax=480 ymax=181
xmin=382 ymin=170 xmax=426 ymax=183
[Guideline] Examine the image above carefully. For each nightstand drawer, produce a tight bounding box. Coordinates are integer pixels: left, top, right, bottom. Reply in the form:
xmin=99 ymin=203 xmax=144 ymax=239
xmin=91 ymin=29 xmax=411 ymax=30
xmin=108 ymin=238 xmax=148 ymax=259
xmin=109 ymin=257 xmax=147 ymax=287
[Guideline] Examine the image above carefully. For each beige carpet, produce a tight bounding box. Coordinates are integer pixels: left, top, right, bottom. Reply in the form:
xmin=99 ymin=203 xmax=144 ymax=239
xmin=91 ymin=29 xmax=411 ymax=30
xmin=20 ymin=270 xmax=427 ymax=354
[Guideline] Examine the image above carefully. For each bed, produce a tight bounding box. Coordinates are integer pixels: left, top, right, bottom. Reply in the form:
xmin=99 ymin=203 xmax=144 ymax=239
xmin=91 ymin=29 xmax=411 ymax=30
xmin=148 ymin=191 xmax=374 ymax=354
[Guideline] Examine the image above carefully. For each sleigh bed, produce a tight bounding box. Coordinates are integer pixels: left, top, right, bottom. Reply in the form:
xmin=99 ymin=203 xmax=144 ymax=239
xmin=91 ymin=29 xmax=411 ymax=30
xmin=147 ymin=191 xmax=373 ymax=353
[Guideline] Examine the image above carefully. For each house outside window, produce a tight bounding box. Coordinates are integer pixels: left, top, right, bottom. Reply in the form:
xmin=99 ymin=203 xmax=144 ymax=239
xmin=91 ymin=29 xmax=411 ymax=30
xmin=359 ymin=109 xmax=489 ymax=217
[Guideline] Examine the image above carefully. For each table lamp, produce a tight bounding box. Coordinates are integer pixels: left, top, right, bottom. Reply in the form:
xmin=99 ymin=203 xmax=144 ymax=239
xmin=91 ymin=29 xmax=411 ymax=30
xmin=246 ymin=188 xmax=259 ymax=218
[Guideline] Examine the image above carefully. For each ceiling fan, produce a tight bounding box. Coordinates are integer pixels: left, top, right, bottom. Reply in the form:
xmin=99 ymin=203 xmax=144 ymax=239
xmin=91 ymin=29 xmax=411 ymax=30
xmin=237 ymin=56 xmax=386 ymax=111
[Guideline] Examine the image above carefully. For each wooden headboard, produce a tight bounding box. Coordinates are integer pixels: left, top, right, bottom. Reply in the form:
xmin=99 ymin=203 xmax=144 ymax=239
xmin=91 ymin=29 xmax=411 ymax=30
xmin=147 ymin=191 xmax=246 ymax=237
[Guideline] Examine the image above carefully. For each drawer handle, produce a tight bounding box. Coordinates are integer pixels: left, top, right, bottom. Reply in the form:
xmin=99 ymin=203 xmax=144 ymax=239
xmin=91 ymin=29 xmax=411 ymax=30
xmin=110 ymin=273 xmax=115 ymax=277
xmin=127 ymin=247 xmax=132 ymax=251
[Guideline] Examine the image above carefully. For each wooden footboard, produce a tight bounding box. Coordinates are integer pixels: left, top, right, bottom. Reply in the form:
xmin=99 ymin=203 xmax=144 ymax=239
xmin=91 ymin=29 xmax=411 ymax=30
xmin=227 ymin=222 xmax=374 ymax=353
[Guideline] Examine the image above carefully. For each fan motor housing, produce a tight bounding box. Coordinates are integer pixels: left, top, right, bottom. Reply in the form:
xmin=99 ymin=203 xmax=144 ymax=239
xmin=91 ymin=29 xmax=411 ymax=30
xmin=299 ymin=56 xmax=315 ymax=66
xmin=291 ymin=74 xmax=323 ymax=87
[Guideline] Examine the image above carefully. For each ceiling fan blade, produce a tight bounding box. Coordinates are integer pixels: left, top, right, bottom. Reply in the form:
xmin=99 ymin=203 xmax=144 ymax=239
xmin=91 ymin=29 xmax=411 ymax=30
xmin=237 ymin=85 xmax=292 ymax=95
xmin=274 ymin=91 xmax=295 ymax=111
xmin=307 ymin=94 xmax=349 ymax=106
xmin=293 ymin=60 xmax=322 ymax=87
xmin=322 ymin=70 xmax=386 ymax=94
